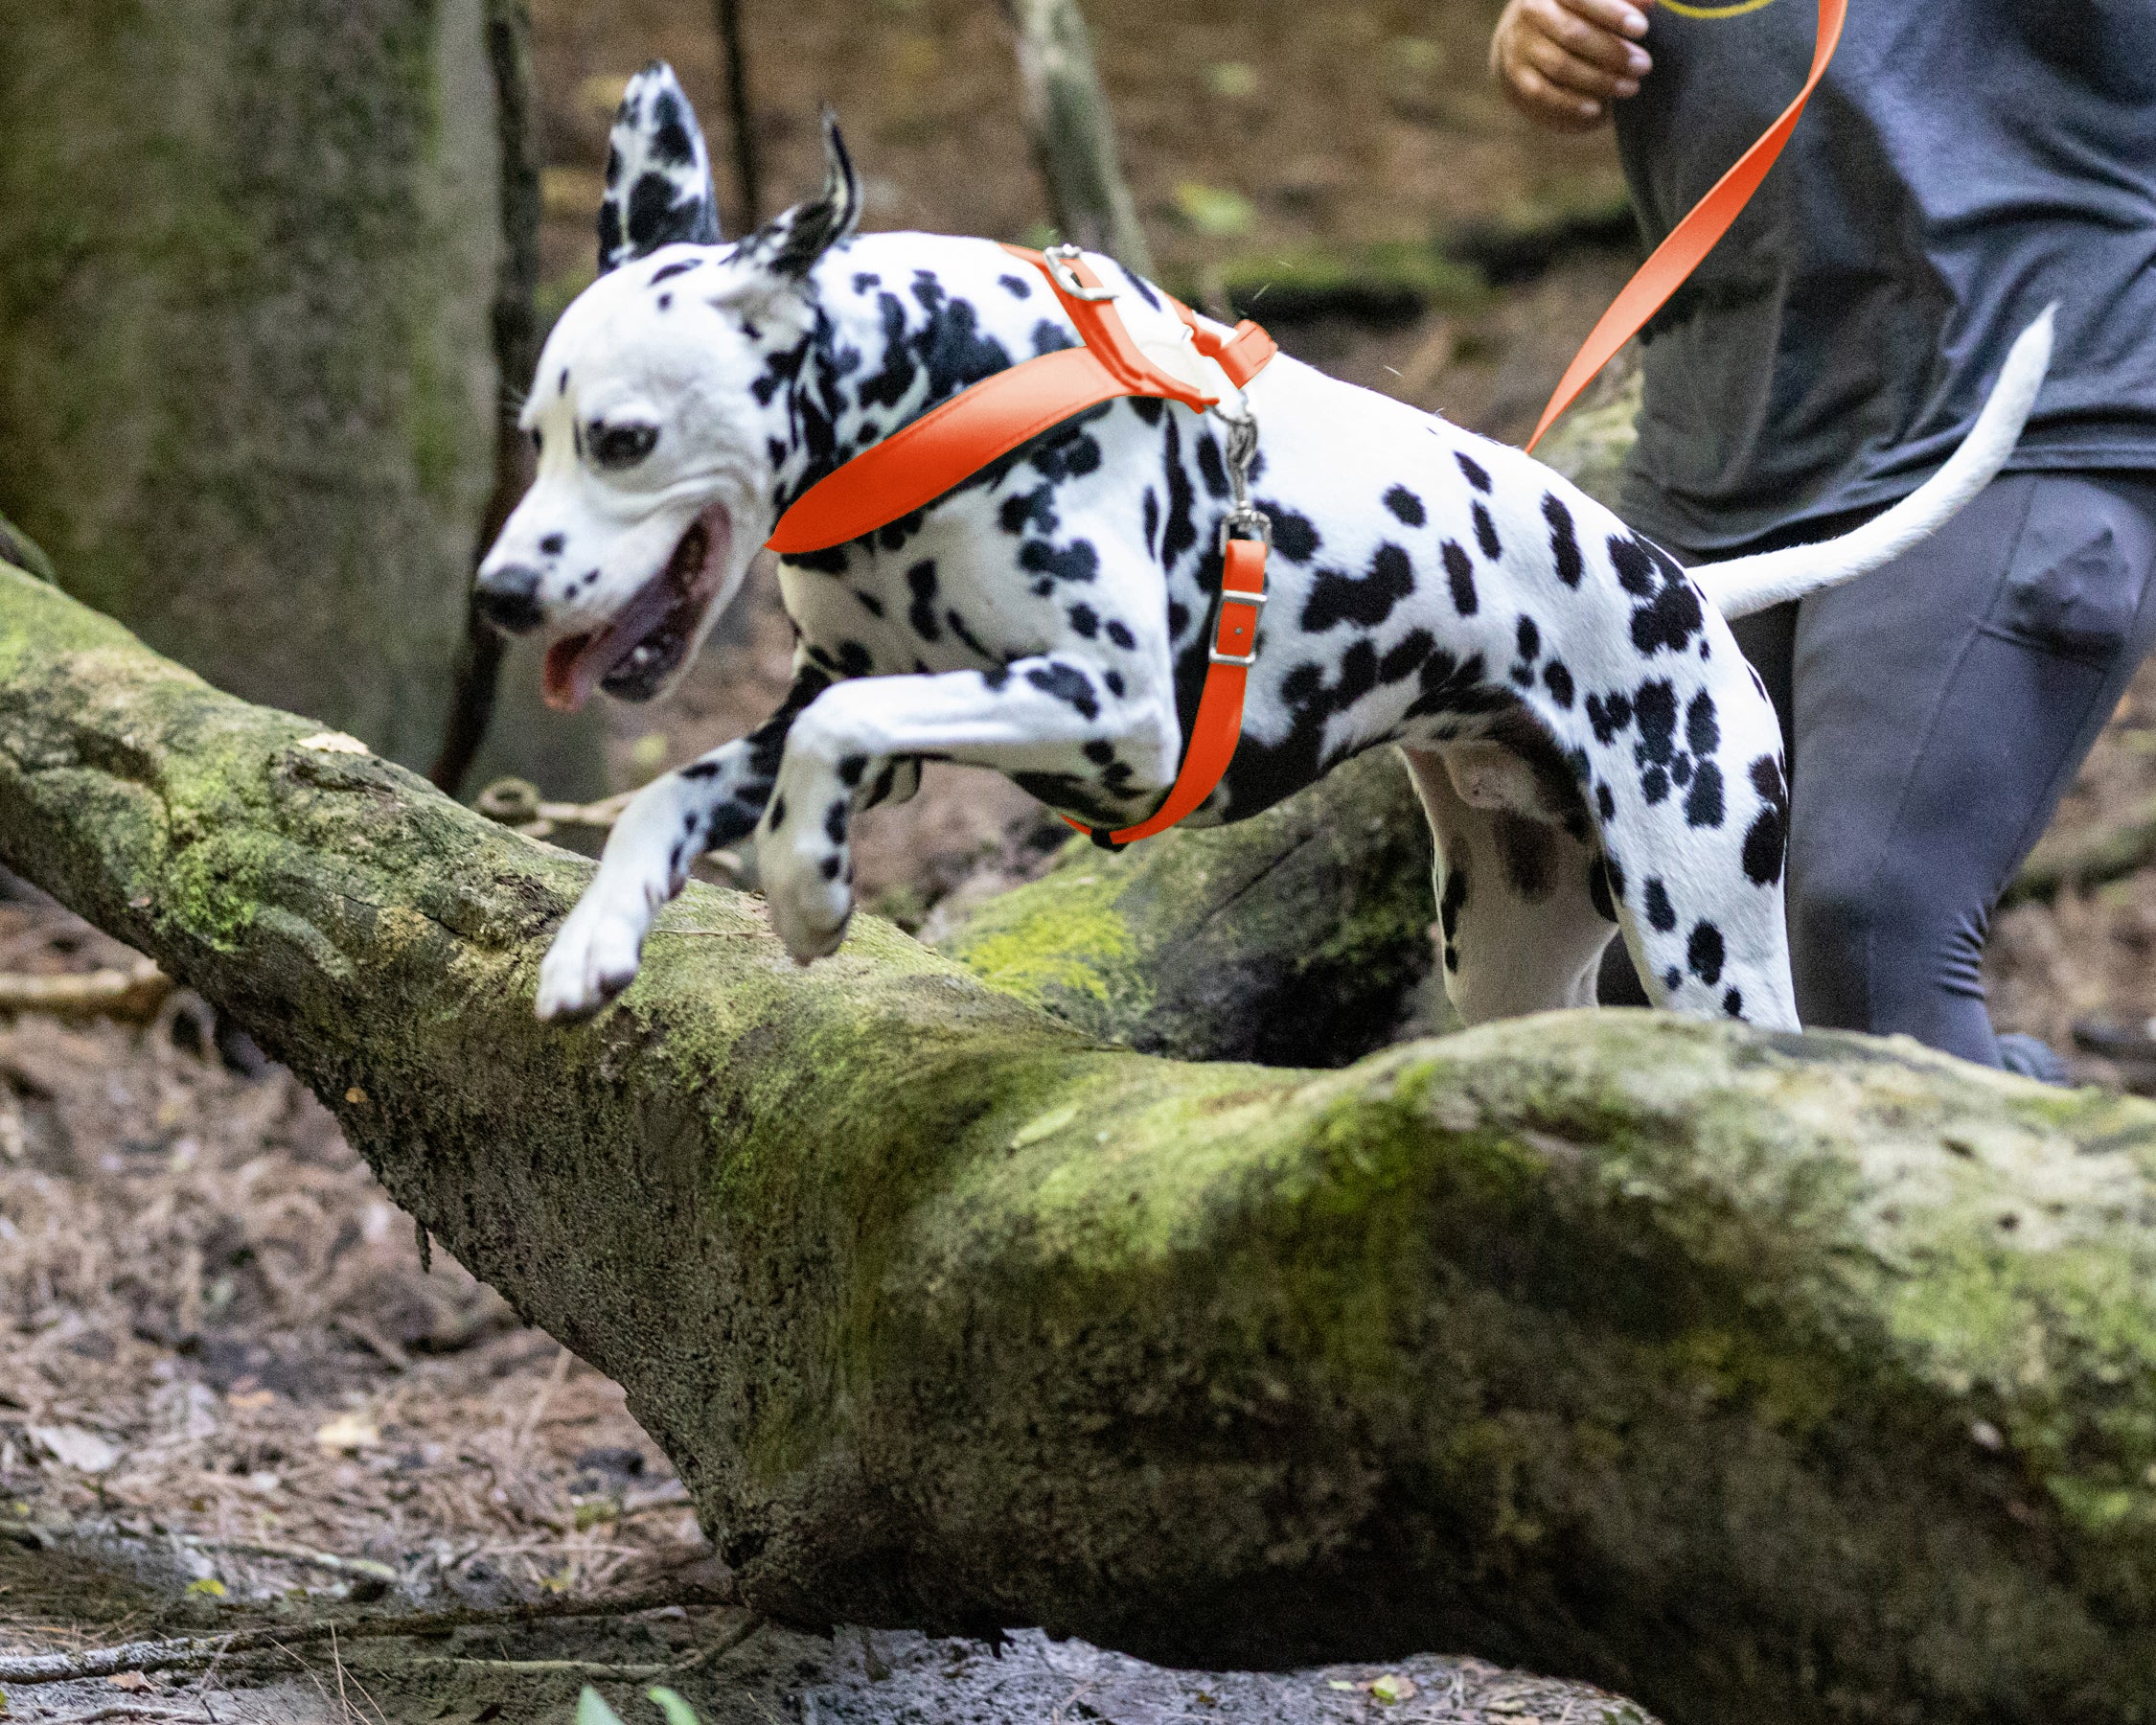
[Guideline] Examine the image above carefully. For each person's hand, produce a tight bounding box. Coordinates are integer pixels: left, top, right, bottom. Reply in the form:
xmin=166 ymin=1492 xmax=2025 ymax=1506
xmin=1489 ymin=0 xmax=1654 ymax=132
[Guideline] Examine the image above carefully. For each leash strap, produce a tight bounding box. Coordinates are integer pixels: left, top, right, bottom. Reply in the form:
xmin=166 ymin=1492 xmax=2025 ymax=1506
xmin=1523 ymin=0 xmax=1846 ymax=453
xmin=766 ymin=244 xmax=1279 ymax=849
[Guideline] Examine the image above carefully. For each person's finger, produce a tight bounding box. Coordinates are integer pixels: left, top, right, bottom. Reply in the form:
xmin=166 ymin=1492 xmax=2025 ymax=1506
xmin=1502 ymin=59 xmax=1607 ymax=129
xmin=1553 ymin=0 xmax=1655 ymax=47
xmin=1525 ymin=32 xmax=1640 ymax=101
xmin=1527 ymin=0 xmax=1653 ymax=79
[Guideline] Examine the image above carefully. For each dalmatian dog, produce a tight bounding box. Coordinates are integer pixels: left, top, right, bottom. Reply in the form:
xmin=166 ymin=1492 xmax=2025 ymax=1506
xmin=478 ymin=62 xmax=2051 ymax=1032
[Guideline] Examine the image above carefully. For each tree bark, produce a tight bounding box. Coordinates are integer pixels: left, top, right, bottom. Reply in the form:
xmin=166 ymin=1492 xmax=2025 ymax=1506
xmin=5 ymin=567 xmax=2156 ymax=1724
xmin=999 ymin=0 xmax=1157 ymax=276
xmin=0 ymin=0 xmax=600 ymax=794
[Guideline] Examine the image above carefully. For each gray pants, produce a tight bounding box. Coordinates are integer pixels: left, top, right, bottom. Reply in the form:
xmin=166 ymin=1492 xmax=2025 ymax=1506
xmin=1604 ymin=472 xmax=2156 ymax=1066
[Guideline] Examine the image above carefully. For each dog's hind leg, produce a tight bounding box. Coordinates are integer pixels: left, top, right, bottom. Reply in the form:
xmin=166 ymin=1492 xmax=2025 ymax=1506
xmin=535 ymin=669 xmax=830 ymax=1021
xmin=1401 ymin=745 xmax=1619 ymax=1025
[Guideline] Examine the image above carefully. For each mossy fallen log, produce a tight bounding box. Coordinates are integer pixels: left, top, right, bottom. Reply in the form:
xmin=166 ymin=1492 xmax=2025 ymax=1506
xmin=5 ymin=564 xmax=2156 ymax=1724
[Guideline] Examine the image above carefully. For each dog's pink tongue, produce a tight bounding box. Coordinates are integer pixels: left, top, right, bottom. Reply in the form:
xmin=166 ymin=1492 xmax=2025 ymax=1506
xmin=542 ymin=635 xmax=597 ymax=713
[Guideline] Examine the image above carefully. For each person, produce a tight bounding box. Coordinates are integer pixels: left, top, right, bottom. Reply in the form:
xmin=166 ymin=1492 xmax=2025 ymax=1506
xmin=1488 ymin=0 xmax=2156 ymax=1076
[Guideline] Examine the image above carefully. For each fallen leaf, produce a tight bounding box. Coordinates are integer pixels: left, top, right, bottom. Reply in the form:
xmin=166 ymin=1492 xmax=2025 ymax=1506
xmin=108 ymin=1671 xmax=152 ymax=1692
xmin=297 ymin=731 xmax=369 ymax=755
xmin=186 ymin=1576 xmax=226 ymax=1598
xmin=314 ymin=1412 xmax=380 ymax=1453
xmin=28 ymin=1423 xmax=119 ymax=1474
xmin=1326 ymin=1680 xmax=1360 ymax=1691
xmin=1369 ymin=1672 xmax=1418 ymax=1704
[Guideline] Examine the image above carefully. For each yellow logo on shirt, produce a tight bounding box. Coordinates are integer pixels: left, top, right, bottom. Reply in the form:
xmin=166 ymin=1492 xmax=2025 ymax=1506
xmin=1659 ymin=0 xmax=1779 ymax=15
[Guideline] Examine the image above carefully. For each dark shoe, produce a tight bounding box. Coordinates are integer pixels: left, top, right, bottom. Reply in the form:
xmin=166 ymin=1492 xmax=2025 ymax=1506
xmin=1996 ymin=1031 xmax=2071 ymax=1086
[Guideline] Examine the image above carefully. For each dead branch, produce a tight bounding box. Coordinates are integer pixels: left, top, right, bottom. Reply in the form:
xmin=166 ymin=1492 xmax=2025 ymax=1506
xmin=0 ymin=1590 xmax=741 ymax=1688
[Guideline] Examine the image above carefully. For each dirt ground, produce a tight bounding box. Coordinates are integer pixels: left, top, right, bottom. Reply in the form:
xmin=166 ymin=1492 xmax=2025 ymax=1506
xmin=7 ymin=0 xmax=2156 ymax=1717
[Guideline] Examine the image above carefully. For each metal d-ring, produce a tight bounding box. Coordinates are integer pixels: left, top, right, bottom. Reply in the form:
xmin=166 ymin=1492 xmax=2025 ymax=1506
xmin=1044 ymin=242 xmax=1117 ymax=302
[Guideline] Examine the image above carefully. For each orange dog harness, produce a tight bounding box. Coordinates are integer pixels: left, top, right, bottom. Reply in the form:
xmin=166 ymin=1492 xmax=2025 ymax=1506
xmin=766 ymin=243 xmax=1278 ymax=846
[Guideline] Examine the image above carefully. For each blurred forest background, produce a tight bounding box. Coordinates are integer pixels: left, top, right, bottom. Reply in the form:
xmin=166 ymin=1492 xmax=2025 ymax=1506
xmin=2 ymin=1 xmax=2155 ymax=1718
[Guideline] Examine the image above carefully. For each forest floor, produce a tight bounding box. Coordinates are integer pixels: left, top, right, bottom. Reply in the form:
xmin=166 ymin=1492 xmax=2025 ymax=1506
xmin=8 ymin=0 xmax=2156 ymax=1718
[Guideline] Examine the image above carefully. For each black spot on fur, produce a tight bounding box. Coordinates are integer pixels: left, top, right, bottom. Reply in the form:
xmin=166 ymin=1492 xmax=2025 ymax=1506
xmin=824 ymin=799 xmax=850 ymax=844
xmin=1456 ymin=451 xmax=1493 ymax=494
xmin=1020 ymin=539 xmax=1099 ymax=585
xmin=1473 ymin=503 xmax=1502 ymax=561
xmin=1195 ymin=434 xmax=1231 ymax=500
xmin=1142 ymin=488 xmax=1161 ymax=560
xmin=1261 ymin=504 xmax=1320 ymax=564
xmin=837 ymin=754 xmax=868 ymax=789
xmin=1026 ymin=662 xmax=1099 ymax=721
xmin=1067 ymin=604 xmax=1099 ymax=638
xmin=1032 ymin=320 xmax=1078 ymax=356
xmin=1684 ymin=761 xmax=1725 ymax=830
xmin=1586 ymin=691 xmax=1633 ymax=744
xmin=1106 ymin=620 xmax=1135 ymax=650
xmin=1742 ymin=755 xmax=1789 ymax=886
xmin=999 ymin=484 xmax=1058 ymax=538
xmin=1384 ymin=485 xmax=1426 ymax=526
xmin=854 ymin=589 xmax=884 ymax=617
xmin=905 ymin=561 xmax=941 ymax=641
xmin=650 ymin=258 xmax=698 ymax=286
xmin=1644 ymin=877 xmax=1677 ymax=932
xmin=1687 ymin=922 xmax=1725 ymax=986
xmin=853 ymin=271 xmax=881 ymax=292
xmin=1515 ymin=616 xmax=1540 ymax=663
xmin=999 ymin=273 xmax=1033 ymax=297
xmin=1495 ymin=814 xmax=1555 ymax=902
xmin=1104 ymin=670 xmax=1126 ymax=699
xmin=1303 ymin=543 xmax=1416 ymax=632
xmin=1441 ymin=541 xmax=1478 ymax=616
xmin=1544 ymin=494 xmax=1583 ymax=586
xmin=1131 ymin=396 xmax=1166 ymax=427
xmin=1595 ymin=782 xmax=1616 ymax=820
xmin=768 ymin=794 xmax=788 ymax=833
xmin=1439 ymin=867 xmax=1469 ymax=973
xmin=1543 ymin=660 xmax=1574 ymax=707
xmin=1723 ymin=988 xmax=1745 ymax=1019
xmin=1609 ymin=536 xmax=1657 ymax=597
xmin=948 ymin=609 xmax=993 ymax=658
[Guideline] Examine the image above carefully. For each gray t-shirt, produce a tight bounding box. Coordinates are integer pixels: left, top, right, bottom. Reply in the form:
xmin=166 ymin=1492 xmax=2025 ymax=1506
xmin=1612 ymin=0 xmax=2156 ymax=554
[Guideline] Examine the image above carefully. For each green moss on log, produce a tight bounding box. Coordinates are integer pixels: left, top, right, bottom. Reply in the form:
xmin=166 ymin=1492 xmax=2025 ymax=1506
xmin=6 ymin=565 xmax=2156 ymax=1723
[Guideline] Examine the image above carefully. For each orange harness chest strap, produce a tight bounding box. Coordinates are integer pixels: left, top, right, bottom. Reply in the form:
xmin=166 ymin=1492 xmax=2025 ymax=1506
xmin=765 ymin=243 xmax=1277 ymax=848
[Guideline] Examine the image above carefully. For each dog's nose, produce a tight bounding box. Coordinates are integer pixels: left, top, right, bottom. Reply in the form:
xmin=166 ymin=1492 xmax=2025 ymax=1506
xmin=473 ymin=564 xmax=546 ymax=635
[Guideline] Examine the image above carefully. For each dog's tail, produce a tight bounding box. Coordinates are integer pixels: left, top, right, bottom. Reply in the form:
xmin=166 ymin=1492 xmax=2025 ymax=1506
xmin=1692 ymin=305 xmax=2054 ymax=621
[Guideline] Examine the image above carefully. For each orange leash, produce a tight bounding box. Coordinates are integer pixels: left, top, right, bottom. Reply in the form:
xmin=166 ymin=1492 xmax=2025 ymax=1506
xmin=1524 ymin=0 xmax=1846 ymax=453
xmin=766 ymin=243 xmax=1279 ymax=848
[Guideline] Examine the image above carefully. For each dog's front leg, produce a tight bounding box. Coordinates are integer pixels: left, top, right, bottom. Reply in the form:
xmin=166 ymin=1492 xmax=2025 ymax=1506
xmin=758 ymin=657 xmax=1163 ymax=963
xmin=535 ymin=670 xmax=829 ymax=1022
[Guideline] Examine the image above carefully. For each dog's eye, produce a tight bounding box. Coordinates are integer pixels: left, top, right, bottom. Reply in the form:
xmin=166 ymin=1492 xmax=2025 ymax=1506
xmin=590 ymin=422 xmax=659 ymax=471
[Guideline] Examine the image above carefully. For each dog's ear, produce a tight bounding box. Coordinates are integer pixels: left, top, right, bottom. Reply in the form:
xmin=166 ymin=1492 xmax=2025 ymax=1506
xmin=736 ymin=110 xmax=861 ymax=285
xmin=598 ymin=61 xmax=722 ymax=275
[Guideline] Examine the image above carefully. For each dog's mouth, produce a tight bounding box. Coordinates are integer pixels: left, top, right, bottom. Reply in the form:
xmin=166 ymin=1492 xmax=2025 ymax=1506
xmin=541 ymin=502 xmax=733 ymax=712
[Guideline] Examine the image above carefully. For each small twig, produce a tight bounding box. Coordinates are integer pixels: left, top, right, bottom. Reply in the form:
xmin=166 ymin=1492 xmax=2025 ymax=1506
xmin=0 ymin=1587 xmax=737 ymax=1688
xmin=170 ymin=1533 xmax=400 ymax=1586
xmin=352 ymin=1612 xmax=764 ymax=1685
xmin=329 ymin=1314 xmax=411 ymax=1373
xmin=0 ymin=958 xmax=171 ymax=1022
xmin=40 ymin=1708 xmax=204 ymax=1724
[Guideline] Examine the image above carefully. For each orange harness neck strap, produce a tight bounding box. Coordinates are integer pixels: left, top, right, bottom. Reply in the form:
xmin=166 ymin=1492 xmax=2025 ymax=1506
xmin=765 ymin=244 xmax=1278 ymax=848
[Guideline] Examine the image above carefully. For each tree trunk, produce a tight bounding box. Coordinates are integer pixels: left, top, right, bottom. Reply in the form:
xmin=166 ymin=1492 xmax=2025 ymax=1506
xmin=5 ymin=565 xmax=2156 ymax=1725
xmin=1000 ymin=0 xmax=1156 ymax=275
xmin=0 ymin=0 xmax=600 ymax=794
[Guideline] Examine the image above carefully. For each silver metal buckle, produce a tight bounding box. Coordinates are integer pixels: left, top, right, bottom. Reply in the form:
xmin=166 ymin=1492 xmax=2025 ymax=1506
xmin=1044 ymin=243 xmax=1116 ymax=303
xmin=1209 ymin=589 xmax=1266 ymax=667
xmin=1219 ymin=505 xmax=1273 ymax=550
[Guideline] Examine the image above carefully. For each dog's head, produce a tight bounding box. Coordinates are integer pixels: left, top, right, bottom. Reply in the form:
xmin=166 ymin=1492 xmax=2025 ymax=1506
xmin=476 ymin=64 xmax=860 ymax=712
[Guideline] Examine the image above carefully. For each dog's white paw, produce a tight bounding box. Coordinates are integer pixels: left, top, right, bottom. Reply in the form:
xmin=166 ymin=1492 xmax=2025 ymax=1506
xmin=762 ymin=846 xmax=855 ymax=966
xmin=535 ymin=897 xmax=650 ymax=1022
